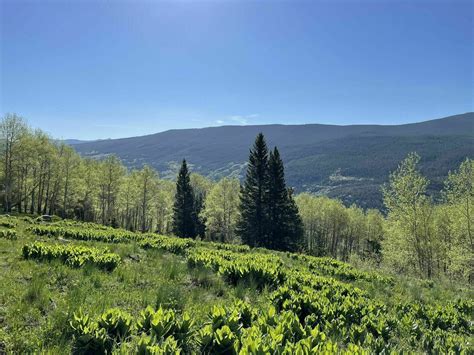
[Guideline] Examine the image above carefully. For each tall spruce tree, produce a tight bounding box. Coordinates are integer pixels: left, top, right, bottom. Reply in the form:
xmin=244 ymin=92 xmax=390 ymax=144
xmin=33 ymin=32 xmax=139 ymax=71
xmin=236 ymin=133 xmax=270 ymax=247
xmin=267 ymin=148 xmax=304 ymax=251
xmin=172 ymin=159 xmax=197 ymax=238
xmin=267 ymin=147 xmax=288 ymax=249
xmin=284 ymin=187 xmax=304 ymax=251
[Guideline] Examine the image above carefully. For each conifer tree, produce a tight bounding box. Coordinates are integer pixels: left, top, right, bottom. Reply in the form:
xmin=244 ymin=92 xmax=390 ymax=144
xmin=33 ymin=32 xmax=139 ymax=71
xmin=284 ymin=187 xmax=304 ymax=251
xmin=172 ymin=159 xmax=197 ymax=238
xmin=236 ymin=133 xmax=270 ymax=247
xmin=267 ymin=147 xmax=288 ymax=249
xmin=190 ymin=173 xmax=212 ymax=238
xmin=267 ymin=148 xmax=303 ymax=251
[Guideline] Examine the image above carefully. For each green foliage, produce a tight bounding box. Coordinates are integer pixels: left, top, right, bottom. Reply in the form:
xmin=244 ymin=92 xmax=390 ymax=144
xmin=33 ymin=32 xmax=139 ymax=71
xmin=382 ymin=152 xmax=435 ymax=278
xmin=187 ymin=248 xmax=285 ymax=287
xmin=28 ymin=224 xmax=143 ymax=243
xmin=2 ymin=202 xmax=473 ymax=353
xmin=138 ymin=235 xmax=195 ymax=255
xmin=28 ymin=224 xmax=196 ymax=256
xmin=237 ymin=134 xmax=304 ymax=252
xmin=97 ymin=308 xmax=133 ymax=340
xmin=202 ymin=240 xmax=251 ymax=253
xmin=200 ymin=177 xmax=240 ymax=243
xmin=237 ymin=133 xmax=271 ymax=248
xmin=0 ymin=228 xmax=17 ymax=239
xmin=295 ymin=194 xmax=384 ymax=262
xmin=137 ymin=335 xmax=181 ymax=355
xmin=22 ymin=241 xmax=121 ymax=271
xmin=297 ymin=254 xmax=393 ymax=284
xmin=70 ymin=309 xmax=111 ymax=354
xmin=190 ymin=173 xmax=211 ymax=238
xmin=267 ymin=147 xmax=304 ymax=252
xmin=0 ymin=216 xmax=18 ymax=228
xmin=71 ymin=306 xmax=194 ymax=354
xmin=381 ymin=153 xmax=472 ymax=280
xmin=172 ymin=159 xmax=198 ymax=238
xmin=69 ymin=294 xmax=474 ymax=354
xmin=440 ymin=158 xmax=473 ymax=281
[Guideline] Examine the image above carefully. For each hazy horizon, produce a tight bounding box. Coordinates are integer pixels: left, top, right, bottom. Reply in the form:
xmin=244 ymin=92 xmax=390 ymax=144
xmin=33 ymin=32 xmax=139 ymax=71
xmin=50 ymin=111 xmax=469 ymax=142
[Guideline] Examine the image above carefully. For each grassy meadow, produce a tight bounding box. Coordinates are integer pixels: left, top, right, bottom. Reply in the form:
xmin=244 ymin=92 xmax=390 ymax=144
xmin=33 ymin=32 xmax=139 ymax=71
xmin=0 ymin=215 xmax=472 ymax=354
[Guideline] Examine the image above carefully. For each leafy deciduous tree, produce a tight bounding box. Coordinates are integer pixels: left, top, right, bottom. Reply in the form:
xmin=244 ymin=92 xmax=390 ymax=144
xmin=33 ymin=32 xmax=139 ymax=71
xmin=201 ymin=177 xmax=240 ymax=243
xmin=382 ymin=153 xmax=435 ymax=278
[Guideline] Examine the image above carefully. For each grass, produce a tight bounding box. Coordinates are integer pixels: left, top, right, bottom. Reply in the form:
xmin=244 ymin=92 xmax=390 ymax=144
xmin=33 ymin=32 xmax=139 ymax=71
xmin=0 ymin=220 xmax=268 ymax=353
xmin=0 ymin=217 xmax=472 ymax=353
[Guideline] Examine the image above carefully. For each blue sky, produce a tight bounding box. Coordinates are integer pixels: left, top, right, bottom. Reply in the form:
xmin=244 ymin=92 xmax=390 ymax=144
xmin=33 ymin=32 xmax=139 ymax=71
xmin=1 ymin=0 xmax=472 ymax=140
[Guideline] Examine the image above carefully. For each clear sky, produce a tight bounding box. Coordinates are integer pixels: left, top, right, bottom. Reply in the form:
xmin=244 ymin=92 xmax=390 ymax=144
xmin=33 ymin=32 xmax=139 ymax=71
xmin=1 ymin=0 xmax=472 ymax=140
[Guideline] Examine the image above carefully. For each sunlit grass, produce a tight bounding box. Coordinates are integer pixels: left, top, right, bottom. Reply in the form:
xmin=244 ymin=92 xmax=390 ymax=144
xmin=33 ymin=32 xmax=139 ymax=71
xmin=0 ymin=221 xmax=265 ymax=353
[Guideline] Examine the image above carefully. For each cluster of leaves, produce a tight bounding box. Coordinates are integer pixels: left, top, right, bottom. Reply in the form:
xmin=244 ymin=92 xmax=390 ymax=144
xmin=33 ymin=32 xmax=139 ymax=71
xmin=187 ymin=248 xmax=285 ymax=286
xmin=0 ymin=216 xmax=18 ymax=228
xmin=138 ymin=234 xmax=196 ymax=256
xmin=70 ymin=301 xmax=362 ymax=354
xmin=68 ymin=289 xmax=474 ymax=354
xmin=70 ymin=308 xmax=133 ymax=354
xmin=196 ymin=301 xmax=353 ymax=354
xmin=0 ymin=228 xmax=17 ymax=239
xmin=22 ymin=241 xmax=121 ymax=271
xmin=28 ymin=225 xmax=143 ymax=243
xmin=70 ymin=306 xmax=193 ymax=354
xmin=271 ymin=276 xmax=394 ymax=352
xmin=201 ymin=241 xmax=251 ymax=253
xmin=394 ymin=300 xmax=473 ymax=353
xmin=184 ymin=245 xmax=472 ymax=353
xmin=276 ymin=273 xmax=471 ymax=352
xmin=51 ymin=220 xmax=114 ymax=230
xmin=31 ymin=217 xmax=266 ymax=267
xmin=28 ymin=224 xmax=197 ymax=256
xmin=293 ymin=254 xmax=394 ymax=284
xmin=20 ymin=215 xmax=35 ymax=224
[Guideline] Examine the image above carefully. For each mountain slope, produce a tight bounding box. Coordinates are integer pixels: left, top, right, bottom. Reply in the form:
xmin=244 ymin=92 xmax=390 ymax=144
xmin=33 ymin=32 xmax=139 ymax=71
xmin=73 ymin=112 xmax=474 ymax=209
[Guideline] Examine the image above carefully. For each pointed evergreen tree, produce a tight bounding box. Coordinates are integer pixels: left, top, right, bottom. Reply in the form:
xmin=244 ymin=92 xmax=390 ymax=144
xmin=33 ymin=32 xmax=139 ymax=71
xmin=236 ymin=133 xmax=270 ymax=247
xmin=267 ymin=147 xmax=304 ymax=251
xmin=267 ymin=147 xmax=289 ymax=250
xmin=284 ymin=187 xmax=304 ymax=251
xmin=172 ymin=159 xmax=197 ymax=238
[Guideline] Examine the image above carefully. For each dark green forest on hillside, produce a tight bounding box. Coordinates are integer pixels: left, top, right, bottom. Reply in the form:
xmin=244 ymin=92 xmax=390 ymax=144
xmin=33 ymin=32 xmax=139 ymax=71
xmin=72 ymin=113 xmax=474 ymax=209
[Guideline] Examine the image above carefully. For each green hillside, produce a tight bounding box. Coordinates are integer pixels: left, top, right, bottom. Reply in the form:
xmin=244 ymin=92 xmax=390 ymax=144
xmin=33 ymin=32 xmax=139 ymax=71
xmin=73 ymin=113 xmax=474 ymax=209
xmin=1 ymin=215 xmax=472 ymax=353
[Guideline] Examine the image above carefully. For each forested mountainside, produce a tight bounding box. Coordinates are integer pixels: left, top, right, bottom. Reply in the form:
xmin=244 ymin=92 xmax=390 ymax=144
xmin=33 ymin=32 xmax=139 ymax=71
xmin=73 ymin=112 xmax=474 ymax=209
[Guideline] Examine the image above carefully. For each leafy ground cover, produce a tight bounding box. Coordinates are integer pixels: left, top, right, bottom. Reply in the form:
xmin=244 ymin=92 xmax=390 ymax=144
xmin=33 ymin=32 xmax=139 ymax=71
xmin=22 ymin=242 xmax=121 ymax=271
xmin=0 ymin=215 xmax=472 ymax=353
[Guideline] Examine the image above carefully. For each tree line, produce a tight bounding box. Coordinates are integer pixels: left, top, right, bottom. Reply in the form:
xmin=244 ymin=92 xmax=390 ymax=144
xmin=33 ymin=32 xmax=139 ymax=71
xmin=296 ymin=153 xmax=472 ymax=282
xmin=1 ymin=113 xmax=472 ymax=282
xmin=0 ymin=114 xmax=177 ymax=233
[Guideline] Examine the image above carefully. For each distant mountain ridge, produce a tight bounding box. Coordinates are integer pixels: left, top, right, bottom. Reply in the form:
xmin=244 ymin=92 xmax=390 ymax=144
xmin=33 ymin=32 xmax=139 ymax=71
xmin=72 ymin=112 xmax=474 ymax=209
xmin=61 ymin=139 xmax=93 ymax=145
